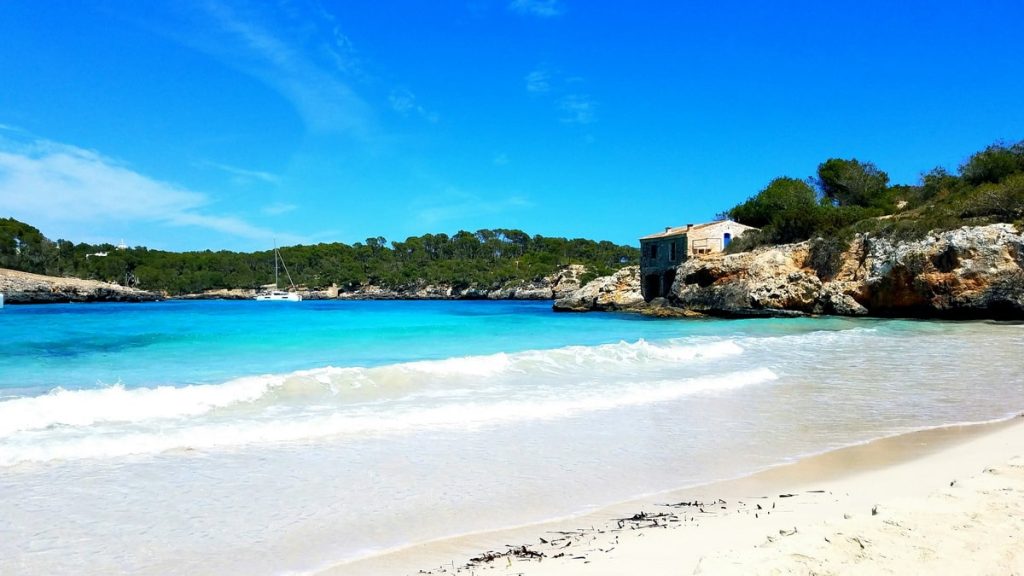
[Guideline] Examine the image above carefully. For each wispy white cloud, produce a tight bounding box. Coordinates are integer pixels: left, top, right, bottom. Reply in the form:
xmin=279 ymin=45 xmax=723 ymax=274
xmin=198 ymin=160 xmax=280 ymax=184
xmin=0 ymin=123 xmax=27 ymax=134
xmin=559 ymin=94 xmax=597 ymax=124
xmin=184 ymin=1 xmax=374 ymax=136
xmin=171 ymin=212 xmax=279 ymax=240
xmin=0 ymin=136 xmax=291 ymax=244
xmin=526 ymin=65 xmax=599 ymax=125
xmin=325 ymin=27 xmax=362 ymax=76
xmin=389 ymin=88 xmax=439 ymax=123
xmin=309 ymin=1 xmax=365 ymax=78
xmin=525 ymin=69 xmax=552 ymax=93
xmin=493 ymin=153 xmax=510 ymax=166
xmin=412 ymin=187 xmax=533 ymax=226
xmin=509 ymin=0 xmax=565 ymax=18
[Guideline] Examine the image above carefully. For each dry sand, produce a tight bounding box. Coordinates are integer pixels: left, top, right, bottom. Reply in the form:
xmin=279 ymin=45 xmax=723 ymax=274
xmin=335 ymin=416 xmax=1024 ymax=576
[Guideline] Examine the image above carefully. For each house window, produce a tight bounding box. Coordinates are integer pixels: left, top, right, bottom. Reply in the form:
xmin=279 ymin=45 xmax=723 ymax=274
xmin=670 ymin=241 xmax=677 ymax=261
xmin=650 ymin=244 xmax=658 ymax=259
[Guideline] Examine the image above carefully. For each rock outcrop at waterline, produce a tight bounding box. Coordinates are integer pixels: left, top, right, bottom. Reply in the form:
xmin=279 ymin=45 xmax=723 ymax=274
xmin=552 ymin=266 xmax=645 ymax=312
xmin=0 ymin=268 xmax=162 ymax=304
xmin=551 ymin=267 xmax=697 ymax=316
xmin=673 ymin=223 xmax=1024 ymax=318
xmin=556 ymin=224 xmax=1024 ymax=319
xmin=837 ymin=224 xmax=1024 ymax=317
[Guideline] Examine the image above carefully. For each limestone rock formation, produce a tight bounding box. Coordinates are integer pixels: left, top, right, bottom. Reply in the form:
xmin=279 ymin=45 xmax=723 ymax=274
xmin=549 ymin=264 xmax=587 ymax=299
xmin=672 ymin=243 xmax=825 ymax=316
xmin=553 ymin=266 xmax=646 ymax=312
xmin=831 ymin=224 xmax=1024 ymax=317
xmin=0 ymin=268 xmax=162 ymax=304
xmin=670 ymin=224 xmax=1024 ymax=319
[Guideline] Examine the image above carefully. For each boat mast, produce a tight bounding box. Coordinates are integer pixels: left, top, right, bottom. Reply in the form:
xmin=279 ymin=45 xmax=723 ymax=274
xmin=274 ymin=240 xmax=280 ymax=290
xmin=279 ymin=248 xmax=298 ymax=291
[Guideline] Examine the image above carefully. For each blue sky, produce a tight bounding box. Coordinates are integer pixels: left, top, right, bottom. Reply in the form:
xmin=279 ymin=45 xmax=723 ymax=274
xmin=1 ymin=0 xmax=1023 ymax=251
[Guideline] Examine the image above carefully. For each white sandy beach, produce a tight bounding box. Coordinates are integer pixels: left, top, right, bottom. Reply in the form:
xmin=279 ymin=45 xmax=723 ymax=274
xmin=336 ymin=416 xmax=1024 ymax=576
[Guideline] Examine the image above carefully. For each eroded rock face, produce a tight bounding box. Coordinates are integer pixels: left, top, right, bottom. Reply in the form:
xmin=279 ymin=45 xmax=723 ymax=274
xmin=553 ymin=266 xmax=645 ymax=312
xmin=549 ymin=264 xmax=587 ymax=299
xmin=0 ymin=268 xmax=162 ymax=304
xmin=673 ymin=244 xmax=825 ymax=315
xmin=837 ymin=224 xmax=1024 ymax=317
xmin=669 ymin=224 xmax=1024 ymax=319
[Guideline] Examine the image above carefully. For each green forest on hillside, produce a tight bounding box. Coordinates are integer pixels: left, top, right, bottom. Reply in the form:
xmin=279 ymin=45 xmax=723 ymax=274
xmin=724 ymin=140 xmax=1024 ymax=252
xmin=0 ymin=222 xmax=638 ymax=295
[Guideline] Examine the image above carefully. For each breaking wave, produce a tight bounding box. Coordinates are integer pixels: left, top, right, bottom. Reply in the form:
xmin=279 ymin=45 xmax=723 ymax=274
xmin=0 ymin=338 xmax=765 ymax=465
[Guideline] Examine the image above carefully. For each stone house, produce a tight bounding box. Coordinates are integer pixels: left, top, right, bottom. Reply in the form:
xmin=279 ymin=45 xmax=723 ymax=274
xmin=639 ymin=219 xmax=757 ymax=300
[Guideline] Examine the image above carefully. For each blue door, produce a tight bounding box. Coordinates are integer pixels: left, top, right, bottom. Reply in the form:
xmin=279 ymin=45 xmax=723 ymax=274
xmin=723 ymin=233 xmax=732 ymax=247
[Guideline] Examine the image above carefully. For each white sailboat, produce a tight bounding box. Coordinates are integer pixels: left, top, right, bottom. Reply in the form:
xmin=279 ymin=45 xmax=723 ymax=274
xmin=255 ymin=244 xmax=302 ymax=302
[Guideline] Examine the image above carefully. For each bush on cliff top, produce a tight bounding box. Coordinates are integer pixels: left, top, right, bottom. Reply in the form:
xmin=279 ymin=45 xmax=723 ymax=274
xmin=725 ymin=140 xmax=1024 ymax=252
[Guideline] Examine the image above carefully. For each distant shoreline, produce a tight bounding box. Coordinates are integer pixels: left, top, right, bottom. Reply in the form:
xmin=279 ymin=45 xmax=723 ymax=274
xmin=0 ymin=266 xmax=582 ymax=305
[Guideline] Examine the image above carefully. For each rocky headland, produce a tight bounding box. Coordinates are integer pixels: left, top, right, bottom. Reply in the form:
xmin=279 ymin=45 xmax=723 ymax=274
xmin=552 ymin=266 xmax=645 ymax=311
xmin=0 ymin=268 xmax=162 ymax=304
xmin=555 ymin=224 xmax=1024 ymax=319
xmin=550 ymin=266 xmax=695 ymax=317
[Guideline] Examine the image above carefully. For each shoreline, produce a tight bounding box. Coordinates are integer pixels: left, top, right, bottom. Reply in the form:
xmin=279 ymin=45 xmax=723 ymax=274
xmin=8 ymin=294 xmax=1022 ymax=324
xmin=329 ymin=414 xmax=1024 ymax=576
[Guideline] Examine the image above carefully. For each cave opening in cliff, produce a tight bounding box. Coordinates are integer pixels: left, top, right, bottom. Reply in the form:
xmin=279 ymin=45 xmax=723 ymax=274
xmin=663 ymin=269 xmax=676 ymax=295
xmin=644 ymin=274 xmax=662 ymax=300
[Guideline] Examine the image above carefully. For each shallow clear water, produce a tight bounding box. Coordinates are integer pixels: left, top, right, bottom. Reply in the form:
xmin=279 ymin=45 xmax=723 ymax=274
xmin=1 ymin=300 xmax=1022 ymax=575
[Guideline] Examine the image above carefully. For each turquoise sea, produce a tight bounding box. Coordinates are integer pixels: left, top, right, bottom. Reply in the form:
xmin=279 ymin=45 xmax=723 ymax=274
xmin=1 ymin=300 xmax=1023 ymax=575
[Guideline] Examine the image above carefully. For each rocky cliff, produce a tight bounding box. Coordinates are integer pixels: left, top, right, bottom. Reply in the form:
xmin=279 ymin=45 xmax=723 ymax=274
xmin=0 ymin=268 xmax=162 ymax=304
xmin=552 ymin=266 xmax=646 ymax=312
xmin=555 ymin=225 xmax=1024 ymax=319
xmin=671 ymin=224 xmax=1024 ymax=318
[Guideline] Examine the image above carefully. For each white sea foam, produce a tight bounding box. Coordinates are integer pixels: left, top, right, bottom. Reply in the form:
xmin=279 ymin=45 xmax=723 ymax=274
xmin=0 ymin=338 xmax=744 ymax=438
xmin=0 ymin=338 xmax=761 ymax=465
xmin=0 ymin=377 xmax=276 ymax=438
xmin=0 ymin=367 xmax=776 ymax=465
xmin=404 ymin=353 xmax=513 ymax=376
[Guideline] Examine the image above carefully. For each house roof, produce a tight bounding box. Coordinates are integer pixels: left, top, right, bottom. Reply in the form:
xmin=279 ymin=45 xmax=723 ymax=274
xmin=639 ymin=219 xmax=755 ymax=241
xmin=639 ymin=226 xmax=692 ymax=241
